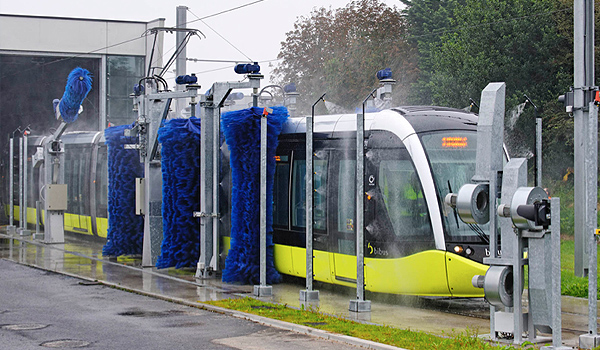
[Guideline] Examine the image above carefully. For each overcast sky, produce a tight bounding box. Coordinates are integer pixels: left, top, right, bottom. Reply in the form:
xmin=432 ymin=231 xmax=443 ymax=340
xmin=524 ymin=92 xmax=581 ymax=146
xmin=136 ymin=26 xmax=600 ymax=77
xmin=0 ymin=0 xmax=403 ymax=89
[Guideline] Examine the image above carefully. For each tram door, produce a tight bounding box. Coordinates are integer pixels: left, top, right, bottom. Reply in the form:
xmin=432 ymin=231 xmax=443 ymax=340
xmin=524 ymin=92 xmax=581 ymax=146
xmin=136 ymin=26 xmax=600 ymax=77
xmin=65 ymin=146 xmax=90 ymax=233
xmin=288 ymin=147 xmax=330 ymax=281
xmin=331 ymin=152 xmax=359 ymax=283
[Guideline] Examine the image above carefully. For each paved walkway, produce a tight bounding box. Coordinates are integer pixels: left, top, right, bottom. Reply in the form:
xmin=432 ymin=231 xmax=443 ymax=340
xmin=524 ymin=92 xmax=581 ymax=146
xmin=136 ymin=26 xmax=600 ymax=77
xmin=0 ymin=229 xmax=595 ymax=348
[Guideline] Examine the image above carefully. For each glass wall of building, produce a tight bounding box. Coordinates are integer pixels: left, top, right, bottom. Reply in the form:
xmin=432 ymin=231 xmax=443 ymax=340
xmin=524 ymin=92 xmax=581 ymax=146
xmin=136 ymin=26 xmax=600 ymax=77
xmin=106 ymin=55 xmax=145 ymax=127
xmin=0 ymin=54 xmax=101 ymax=137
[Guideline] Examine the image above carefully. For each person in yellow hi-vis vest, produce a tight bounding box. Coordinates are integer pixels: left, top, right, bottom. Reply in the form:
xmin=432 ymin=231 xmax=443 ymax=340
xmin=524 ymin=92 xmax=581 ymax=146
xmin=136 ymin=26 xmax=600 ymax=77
xmin=402 ymin=173 xmax=427 ymax=228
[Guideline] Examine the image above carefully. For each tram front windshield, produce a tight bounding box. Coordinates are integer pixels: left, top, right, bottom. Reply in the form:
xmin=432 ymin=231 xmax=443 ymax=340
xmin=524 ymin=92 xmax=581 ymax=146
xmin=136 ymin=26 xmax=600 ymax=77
xmin=420 ymin=131 xmax=490 ymax=243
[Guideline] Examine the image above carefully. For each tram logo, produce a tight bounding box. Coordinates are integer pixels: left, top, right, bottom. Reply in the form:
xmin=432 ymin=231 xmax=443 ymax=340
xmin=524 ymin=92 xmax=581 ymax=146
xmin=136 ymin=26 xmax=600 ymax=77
xmin=368 ymin=242 xmax=389 ymax=256
xmin=368 ymin=175 xmax=375 ymax=186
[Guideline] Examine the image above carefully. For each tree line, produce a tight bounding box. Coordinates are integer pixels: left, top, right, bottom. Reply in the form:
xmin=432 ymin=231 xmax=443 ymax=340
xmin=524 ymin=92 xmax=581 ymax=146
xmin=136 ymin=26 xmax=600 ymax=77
xmin=273 ymin=0 xmax=600 ymax=182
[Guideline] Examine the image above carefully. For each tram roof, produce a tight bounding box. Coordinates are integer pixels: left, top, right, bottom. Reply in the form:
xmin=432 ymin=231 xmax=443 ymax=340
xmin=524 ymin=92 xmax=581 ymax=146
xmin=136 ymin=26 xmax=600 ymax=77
xmin=283 ymin=106 xmax=479 ymax=136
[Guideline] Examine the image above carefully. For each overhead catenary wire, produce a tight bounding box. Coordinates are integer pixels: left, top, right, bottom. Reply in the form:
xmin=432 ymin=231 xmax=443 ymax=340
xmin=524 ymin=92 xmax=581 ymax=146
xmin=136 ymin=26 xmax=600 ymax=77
xmin=0 ymin=4 xmax=572 ymax=81
xmin=184 ymin=0 xmax=265 ymax=25
xmin=0 ymin=1 xmax=266 ymax=81
xmin=187 ymin=8 xmax=253 ymax=62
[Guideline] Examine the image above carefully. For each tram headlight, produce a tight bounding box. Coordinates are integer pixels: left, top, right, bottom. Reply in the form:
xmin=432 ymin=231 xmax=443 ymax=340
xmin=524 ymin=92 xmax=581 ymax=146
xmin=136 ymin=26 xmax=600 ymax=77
xmin=465 ymin=247 xmax=474 ymax=256
xmin=453 ymin=245 xmax=464 ymax=254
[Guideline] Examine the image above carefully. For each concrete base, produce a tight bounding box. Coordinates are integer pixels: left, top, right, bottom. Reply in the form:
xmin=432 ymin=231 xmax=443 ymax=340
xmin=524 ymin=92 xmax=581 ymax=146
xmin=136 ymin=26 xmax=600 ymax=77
xmin=18 ymin=229 xmax=31 ymax=236
xmin=32 ymin=232 xmax=44 ymax=240
xmin=6 ymin=225 xmax=16 ymax=235
xmin=540 ymin=345 xmax=572 ymax=350
xmin=349 ymin=299 xmax=371 ymax=313
xmin=579 ymin=334 xmax=600 ymax=349
xmin=299 ymin=289 xmax=319 ymax=302
xmin=254 ymin=285 xmax=272 ymax=297
xmin=195 ymin=266 xmax=217 ymax=279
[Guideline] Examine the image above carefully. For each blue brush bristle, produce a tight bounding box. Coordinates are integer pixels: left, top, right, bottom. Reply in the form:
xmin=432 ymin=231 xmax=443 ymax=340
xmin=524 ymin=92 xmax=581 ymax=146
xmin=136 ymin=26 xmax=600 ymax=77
xmin=59 ymin=67 xmax=92 ymax=123
xmin=156 ymin=117 xmax=201 ymax=269
xmin=102 ymin=123 xmax=144 ymax=257
xmin=221 ymin=106 xmax=288 ymax=285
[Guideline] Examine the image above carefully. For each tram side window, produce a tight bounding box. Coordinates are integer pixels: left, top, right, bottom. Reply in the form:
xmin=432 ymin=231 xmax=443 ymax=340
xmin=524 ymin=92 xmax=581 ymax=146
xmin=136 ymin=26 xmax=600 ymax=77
xmin=64 ymin=151 xmax=77 ymax=214
xmin=378 ymin=160 xmax=431 ymax=238
xmin=291 ymin=159 xmax=327 ymax=230
xmin=273 ymin=161 xmax=290 ymax=227
xmin=80 ymin=149 xmax=90 ymax=216
xmin=96 ymin=148 xmax=108 ymax=218
xmin=337 ymin=160 xmax=356 ymax=233
xmin=337 ymin=159 xmax=356 ymax=255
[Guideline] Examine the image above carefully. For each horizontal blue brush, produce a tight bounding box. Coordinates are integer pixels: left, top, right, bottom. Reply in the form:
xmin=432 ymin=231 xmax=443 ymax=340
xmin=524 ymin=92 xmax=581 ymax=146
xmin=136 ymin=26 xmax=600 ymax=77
xmin=57 ymin=67 xmax=92 ymax=123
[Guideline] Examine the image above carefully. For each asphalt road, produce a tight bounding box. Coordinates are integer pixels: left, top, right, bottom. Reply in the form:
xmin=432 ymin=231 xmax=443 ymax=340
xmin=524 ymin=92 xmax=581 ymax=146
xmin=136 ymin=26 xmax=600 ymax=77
xmin=0 ymin=259 xmax=356 ymax=350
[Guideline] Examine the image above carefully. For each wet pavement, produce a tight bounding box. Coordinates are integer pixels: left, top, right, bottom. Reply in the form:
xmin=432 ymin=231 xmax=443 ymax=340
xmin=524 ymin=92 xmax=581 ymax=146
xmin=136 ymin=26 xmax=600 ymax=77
xmin=0 ymin=228 xmax=597 ymax=349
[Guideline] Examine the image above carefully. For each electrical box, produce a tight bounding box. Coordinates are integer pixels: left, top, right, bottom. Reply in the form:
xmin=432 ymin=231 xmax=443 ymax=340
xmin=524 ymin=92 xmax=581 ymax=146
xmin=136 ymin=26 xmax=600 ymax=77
xmin=135 ymin=178 xmax=145 ymax=215
xmin=47 ymin=184 xmax=67 ymax=211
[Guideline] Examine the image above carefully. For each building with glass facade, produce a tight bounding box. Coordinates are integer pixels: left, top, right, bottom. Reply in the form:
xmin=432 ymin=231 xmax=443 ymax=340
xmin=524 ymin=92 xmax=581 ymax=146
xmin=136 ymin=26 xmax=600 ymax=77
xmin=0 ymin=14 xmax=164 ymax=136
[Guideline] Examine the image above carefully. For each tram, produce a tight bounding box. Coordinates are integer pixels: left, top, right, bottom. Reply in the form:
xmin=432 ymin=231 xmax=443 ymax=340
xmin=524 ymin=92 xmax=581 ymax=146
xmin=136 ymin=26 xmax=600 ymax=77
xmin=8 ymin=106 xmax=492 ymax=297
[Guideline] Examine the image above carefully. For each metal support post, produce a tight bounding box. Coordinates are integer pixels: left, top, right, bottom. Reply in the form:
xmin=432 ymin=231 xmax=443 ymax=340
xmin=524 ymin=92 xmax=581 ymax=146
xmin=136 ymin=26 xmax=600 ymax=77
xmin=300 ymin=94 xmax=325 ymax=303
xmin=541 ymin=197 xmax=570 ymax=350
xmin=254 ymin=108 xmax=272 ymax=297
xmin=7 ymin=135 xmax=16 ymax=234
xmin=43 ymin=123 xmax=68 ymax=244
xmin=175 ymin=6 xmax=188 ymax=117
xmin=35 ymin=201 xmax=41 ymax=237
xmin=573 ymin=0 xmax=596 ymax=278
xmin=212 ymin=106 xmax=219 ymax=274
xmin=574 ymin=0 xmax=600 ymax=346
xmin=197 ymin=104 xmax=216 ymax=278
xmin=18 ymin=136 xmax=23 ymax=233
xmin=196 ymin=76 xmax=262 ymax=279
xmin=349 ymin=89 xmax=376 ymax=313
xmin=580 ymin=99 xmax=600 ymax=349
xmin=524 ymin=94 xmax=541 ymax=187
xmin=535 ymin=116 xmax=542 ymax=187
xmin=474 ymin=82 xmax=506 ymax=338
xmin=21 ymin=132 xmax=30 ymax=236
xmin=140 ymin=92 xmax=173 ymax=267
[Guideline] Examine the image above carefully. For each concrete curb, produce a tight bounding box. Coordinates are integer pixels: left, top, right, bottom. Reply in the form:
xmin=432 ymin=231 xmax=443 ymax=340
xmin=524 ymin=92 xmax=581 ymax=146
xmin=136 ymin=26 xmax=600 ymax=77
xmin=5 ymin=258 xmax=407 ymax=350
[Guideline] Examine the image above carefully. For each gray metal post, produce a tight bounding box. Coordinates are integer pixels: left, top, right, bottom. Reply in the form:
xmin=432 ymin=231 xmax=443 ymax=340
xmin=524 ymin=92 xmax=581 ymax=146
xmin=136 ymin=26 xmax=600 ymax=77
xmin=140 ymin=91 xmax=172 ymax=267
xmin=548 ymin=197 xmax=567 ymax=349
xmin=213 ymin=108 xmax=220 ymax=274
xmin=43 ymin=123 xmax=67 ymax=244
xmin=513 ymin=231 xmax=524 ymax=345
xmin=196 ymin=77 xmax=262 ymax=280
xmin=260 ymin=112 xmax=267 ymax=285
xmin=18 ymin=136 xmax=23 ymax=232
xmin=350 ymin=90 xmax=376 ymax=313
xmin=254 ymin=107 xmax=272 ymax=297
xmin=175 ymin=6 xmax=188 ymax=117
xmin=574 ymin=0 xmax=600 ymax=347
xmin=21 ymin=132 xmax=30 ymax=236
xmin=586 ymin=102 xmax=599 ymax=334
xmin=35 ymin=200 xmax=41 ymax=237
xmin=300 ymin=94 xmax=325 ymax=303
xmin=573 ymin=0 xmax=596 ymax=278
xmin=198 ymin=104 xmax=216 ymax=278
xmin=8 ymin=136 xmax=16 ymax=234
xmin=535 ymin=117 xmax=542 ymax=187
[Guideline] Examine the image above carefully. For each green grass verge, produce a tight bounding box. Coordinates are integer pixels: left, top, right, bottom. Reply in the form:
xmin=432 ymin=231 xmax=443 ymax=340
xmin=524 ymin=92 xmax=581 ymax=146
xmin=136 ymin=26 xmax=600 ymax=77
xmin=561 ymin=239 xmax=600 ymax=299
xmin=206 ymin=297 xmax=530 ymax=350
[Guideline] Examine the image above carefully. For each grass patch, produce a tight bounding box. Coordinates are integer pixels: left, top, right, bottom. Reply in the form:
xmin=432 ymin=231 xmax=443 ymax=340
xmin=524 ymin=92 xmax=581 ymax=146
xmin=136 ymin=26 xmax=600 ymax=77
xmin=206 ymin=297 xmax=527 ymax=350
xmin=561 ymin=239 xmax=600 ymax=299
